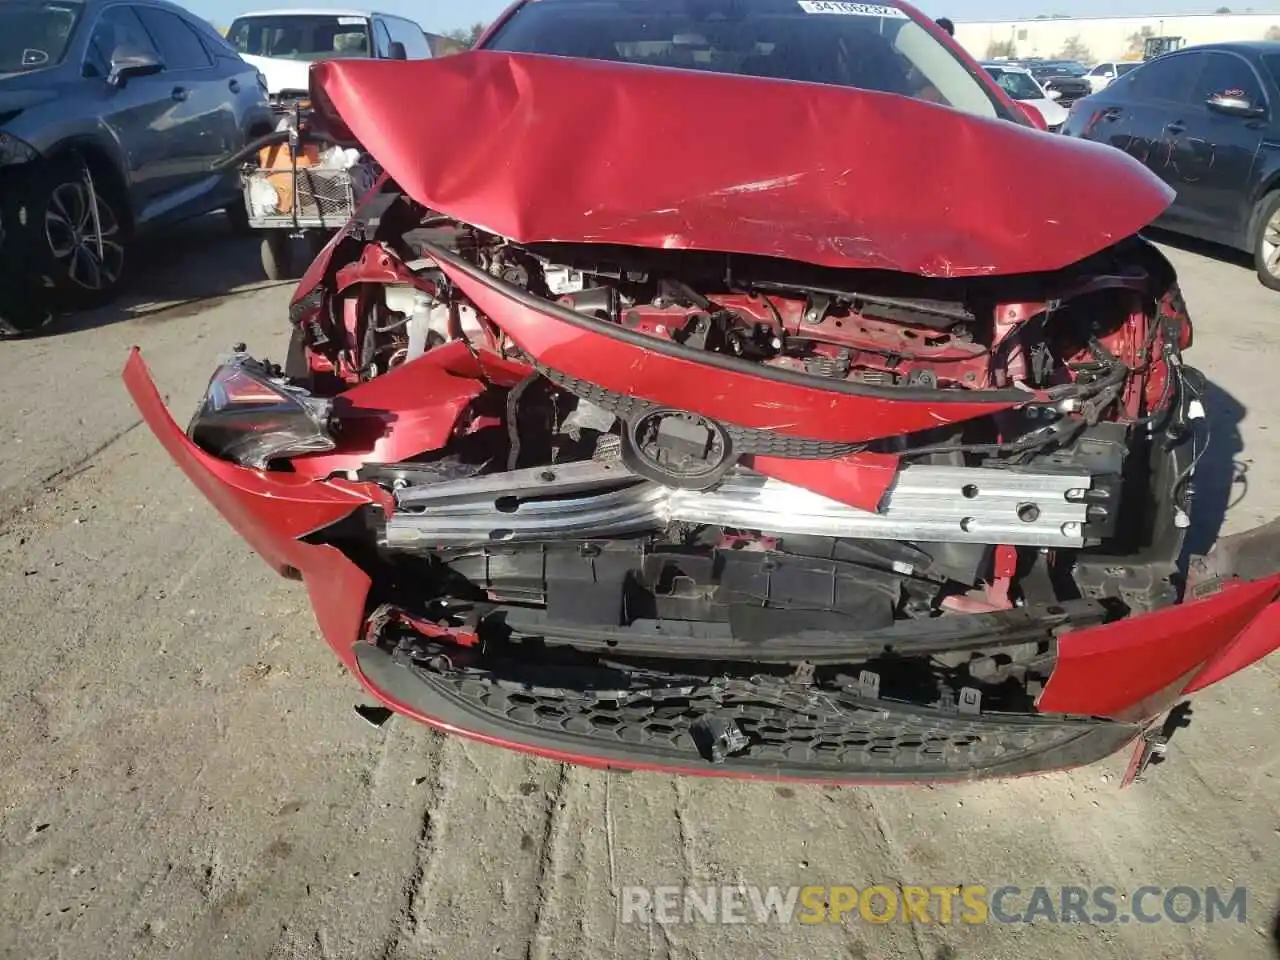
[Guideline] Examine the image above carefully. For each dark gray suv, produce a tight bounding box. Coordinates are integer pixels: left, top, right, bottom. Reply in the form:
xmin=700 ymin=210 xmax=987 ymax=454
xmin=0 ymin=0 xmax=274 ymax=331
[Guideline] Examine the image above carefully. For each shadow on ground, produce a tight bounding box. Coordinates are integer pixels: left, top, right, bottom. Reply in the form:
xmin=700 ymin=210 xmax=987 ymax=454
xmin=18 ymin=212 xmax=314 ymax=338
xmin=1144 ymin=226 xmax=1256 ymax=275
xmin=1184 ymin=376 xmax=1249 ymax=560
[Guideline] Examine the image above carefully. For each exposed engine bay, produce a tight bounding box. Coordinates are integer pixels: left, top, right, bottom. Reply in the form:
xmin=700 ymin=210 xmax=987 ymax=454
xmin=279 ymin=192 xmax=1200 ymax=605
xmin=186 ymin=190 xmax=1211 ymax=776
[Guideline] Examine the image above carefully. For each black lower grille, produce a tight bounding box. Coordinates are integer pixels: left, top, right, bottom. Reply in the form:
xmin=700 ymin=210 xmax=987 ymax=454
xmin=355 ymin=642 xmax=1140 ymax=781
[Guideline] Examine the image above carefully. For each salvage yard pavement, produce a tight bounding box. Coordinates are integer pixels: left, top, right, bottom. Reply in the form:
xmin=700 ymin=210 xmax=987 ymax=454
xmin=1 ymin=227 xmax=1278 ymax=960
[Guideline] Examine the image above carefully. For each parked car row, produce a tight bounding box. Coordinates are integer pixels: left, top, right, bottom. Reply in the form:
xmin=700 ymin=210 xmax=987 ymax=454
xmin=1086 ymin=60 xmax=1141 ymax=92
xmin=985 ymin=57 xmax=1143 ymax=99
xmin=980 ymin=62 xmax=1068 ymax=131
xmin=0 ymin=0 xmax=273 ymax=333
xmin=1018 ymin=59 xmax=1093 ymax=106
xmin=0 ymin=1 xmax=431 ymax=335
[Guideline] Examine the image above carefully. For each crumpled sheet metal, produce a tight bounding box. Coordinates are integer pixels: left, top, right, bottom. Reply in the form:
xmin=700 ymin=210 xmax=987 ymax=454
xmin=310 ymin=51 xmax=1173 ymax=277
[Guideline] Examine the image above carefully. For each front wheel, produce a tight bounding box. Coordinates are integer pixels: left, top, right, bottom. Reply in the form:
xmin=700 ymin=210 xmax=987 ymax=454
xmin=1252 ymin=190 xmax=1280 ymax=291
xmin=29 ymin=157 xmax=128 ymax=307
xmin=260 ymin=231 xmax=293 ymax=282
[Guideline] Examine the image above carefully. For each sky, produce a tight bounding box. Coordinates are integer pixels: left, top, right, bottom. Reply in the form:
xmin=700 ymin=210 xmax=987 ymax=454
xmin=186 ymin=0 xmax=1280 ymax=33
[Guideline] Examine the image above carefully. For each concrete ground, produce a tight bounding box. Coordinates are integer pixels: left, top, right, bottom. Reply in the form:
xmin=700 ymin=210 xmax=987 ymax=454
xmin=0 ymin=220 xmax=1277 ymax=960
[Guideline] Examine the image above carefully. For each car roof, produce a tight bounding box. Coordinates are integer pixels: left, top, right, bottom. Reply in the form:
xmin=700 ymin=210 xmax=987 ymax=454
xmin=982 ymin=63 xmax=1033 ymax=74
xmin=102 ymin=0 xmax=205 ymax=13
xmin=1180 ymin=40 xmax=1280 ymax=54
xmin=232 ymin=8 xmax=382 ymax=19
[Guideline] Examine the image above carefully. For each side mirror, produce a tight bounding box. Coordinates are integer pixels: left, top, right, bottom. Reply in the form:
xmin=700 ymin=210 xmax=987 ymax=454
xmin=1016 ymin=101 xmax=1049 ymax=131
xmin=107 ymin=50 xmax=163 ymax=87
xmin=1206 ymin=91 xmax=1265 ymax=117
xmin=387 ymin=40 xmax=407 ymax=60
xmin=1046 ymin=88 xmax=1062 ymax=101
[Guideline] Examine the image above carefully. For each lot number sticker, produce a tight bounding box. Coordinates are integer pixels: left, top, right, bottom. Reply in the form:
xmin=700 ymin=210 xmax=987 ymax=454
xmin=797 ymin=1 xmax=909 ymax=17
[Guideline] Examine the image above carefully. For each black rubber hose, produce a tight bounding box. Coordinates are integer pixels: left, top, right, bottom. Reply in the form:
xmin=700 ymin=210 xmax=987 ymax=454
xmin=209 ymin=129 xmax=346 ymax=172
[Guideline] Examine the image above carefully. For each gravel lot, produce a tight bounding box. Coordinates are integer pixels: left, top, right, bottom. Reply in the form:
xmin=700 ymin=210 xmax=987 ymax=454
xmin=1 ymin=219 xmax=1278 ymax=960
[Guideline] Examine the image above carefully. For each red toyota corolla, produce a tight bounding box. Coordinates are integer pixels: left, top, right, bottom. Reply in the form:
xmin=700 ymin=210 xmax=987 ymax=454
xmin=126 ymin=0 xmax=1280 ymax=786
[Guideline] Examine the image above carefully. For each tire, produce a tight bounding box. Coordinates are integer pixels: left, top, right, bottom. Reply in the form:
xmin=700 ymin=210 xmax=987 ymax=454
xmin=307 ymin=231 xmax=331 ymax=259
xmin=260 ymin=232 xmax=293 ymax=282
xmin=26 ymin=156 xmax=129 ymax=309
xmin=1252 ymin=190 xmax=1280 ymax=291
xmin=0 ymin=195 xmax=53 ymax=335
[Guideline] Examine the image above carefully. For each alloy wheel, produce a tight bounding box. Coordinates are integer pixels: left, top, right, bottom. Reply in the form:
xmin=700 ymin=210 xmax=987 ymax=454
xmin=44 ymin=179 xmax=125 ymax=292
xmin=1262 ymin=209 xmax=1280 ymax=278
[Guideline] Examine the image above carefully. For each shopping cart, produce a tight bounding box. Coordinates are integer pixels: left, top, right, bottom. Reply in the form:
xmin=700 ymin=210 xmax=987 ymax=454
xmin=223 ymin=101 xmax=376 ymax=281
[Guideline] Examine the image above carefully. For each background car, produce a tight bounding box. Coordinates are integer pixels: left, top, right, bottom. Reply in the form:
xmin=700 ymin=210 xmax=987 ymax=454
xmin=1086 ymin=60 xmax=1141 ymax=92
xmin=981 ymin=62 xmax=1068 ymax=130
xmin=0 ymin=0 xmax=274 ymax=331
xmin=1061 ymin=41 xmax=1280 ymax=290
xmin=226 ymin=8 xmax=433 ymax=99
xmin=1019 ymin=60 xmax=1093 ymax=107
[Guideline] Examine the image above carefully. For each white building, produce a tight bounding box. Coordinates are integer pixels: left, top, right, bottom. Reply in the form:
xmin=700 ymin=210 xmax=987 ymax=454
xmin=954 ymin=12 xmax=1280 ymax=64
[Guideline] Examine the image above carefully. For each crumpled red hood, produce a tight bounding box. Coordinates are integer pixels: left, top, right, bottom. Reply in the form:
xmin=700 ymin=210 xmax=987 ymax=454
xmin=310 ymin=51 xmax=1173 ymax=277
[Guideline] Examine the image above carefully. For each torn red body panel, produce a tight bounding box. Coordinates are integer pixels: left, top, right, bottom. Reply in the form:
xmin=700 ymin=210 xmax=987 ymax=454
xmin=1038 ymin=576 xmax=1280 ymax=721
xmin=433 ymin=250 xmax=1028 ymax=443
xmin=743 ymin=451 xmax=901 ymax=514
xmin=287 ymin=340 xmax=530 ymax=478
xmin=309 ymin=51 xmax=1172 ymax=277
xmin=123 ymin=349 xmax=379 ymax=672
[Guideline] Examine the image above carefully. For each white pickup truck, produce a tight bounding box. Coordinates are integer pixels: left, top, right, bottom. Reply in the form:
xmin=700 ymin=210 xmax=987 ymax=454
xmin=225 ymin=8 xmax=433 ymax=98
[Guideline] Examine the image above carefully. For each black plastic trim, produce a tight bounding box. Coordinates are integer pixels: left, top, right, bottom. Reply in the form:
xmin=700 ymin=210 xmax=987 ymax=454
xmin=355 ymin=643 xmax=1141 ymax=783
xmin=489 ymin=600 xmax=1107 ymax=663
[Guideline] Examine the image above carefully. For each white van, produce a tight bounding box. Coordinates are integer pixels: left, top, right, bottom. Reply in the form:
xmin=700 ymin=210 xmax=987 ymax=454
xmin=226 ymin=8 xmax=432 ymax=98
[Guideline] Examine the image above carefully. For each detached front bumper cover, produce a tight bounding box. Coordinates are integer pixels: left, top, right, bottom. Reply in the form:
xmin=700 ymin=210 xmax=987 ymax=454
xmin=124 ymin=349 xmax=1280 ymax=785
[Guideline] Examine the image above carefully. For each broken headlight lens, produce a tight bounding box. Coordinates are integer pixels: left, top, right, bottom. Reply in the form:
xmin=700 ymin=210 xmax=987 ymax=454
xmin=188 ymin=354 xmax=335 ymax=468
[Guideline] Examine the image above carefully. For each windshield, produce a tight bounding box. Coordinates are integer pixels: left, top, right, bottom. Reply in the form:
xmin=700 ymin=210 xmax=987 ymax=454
xmin=227 ymin=14 xmax=372 ymax=61
xmin=984 ymin=67 xmax=1043 ymax=100
xmin=1116 ymin=62 xmax=1139 ymax=76
xmin=484 ymin=0 xmax=1003 ymax=120
xmin=0 ymin=0 xmax=82 ymax=73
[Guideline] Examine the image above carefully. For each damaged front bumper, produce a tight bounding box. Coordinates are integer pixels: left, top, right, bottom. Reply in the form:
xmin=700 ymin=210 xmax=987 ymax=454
xmin=124 ymin=348 xmax=1280 ymax=785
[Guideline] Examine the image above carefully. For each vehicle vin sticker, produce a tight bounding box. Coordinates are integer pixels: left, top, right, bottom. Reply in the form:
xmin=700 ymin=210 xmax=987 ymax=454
xmin=797 ymin=1 xmax=908 ymax=17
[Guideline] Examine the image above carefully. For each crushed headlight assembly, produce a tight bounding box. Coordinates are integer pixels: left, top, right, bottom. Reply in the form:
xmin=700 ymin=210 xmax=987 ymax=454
xmin=187 ymin=352 xmax=336 ymax=468
xmin=0 ymin=130 xmax=38 ymax=167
